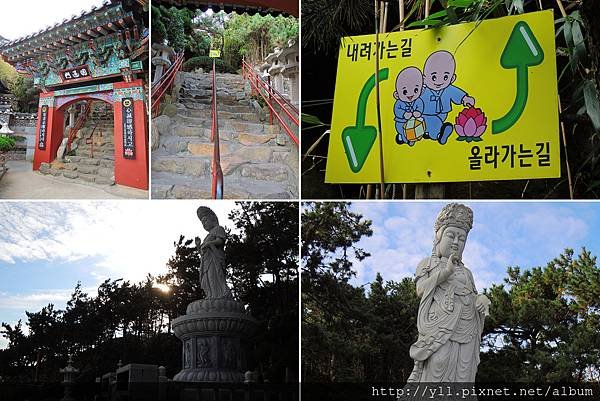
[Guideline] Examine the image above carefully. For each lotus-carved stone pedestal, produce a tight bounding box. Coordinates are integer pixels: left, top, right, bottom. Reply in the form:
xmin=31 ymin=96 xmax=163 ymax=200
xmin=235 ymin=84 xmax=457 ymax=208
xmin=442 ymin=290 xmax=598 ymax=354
xmin=172 ymin=298 xmax=257 ymax=382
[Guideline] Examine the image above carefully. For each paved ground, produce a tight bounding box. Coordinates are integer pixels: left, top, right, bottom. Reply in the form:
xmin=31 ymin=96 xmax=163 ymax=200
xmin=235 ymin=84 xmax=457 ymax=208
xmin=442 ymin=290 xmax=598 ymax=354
xmin=0 ymin=160 xmax=148 ymax=199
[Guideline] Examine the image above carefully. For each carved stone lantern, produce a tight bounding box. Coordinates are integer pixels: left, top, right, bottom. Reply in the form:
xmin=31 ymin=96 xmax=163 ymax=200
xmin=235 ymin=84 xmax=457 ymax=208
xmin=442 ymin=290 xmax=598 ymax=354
xmin=59 ymin=355 xmax=79 ymax=401
xmin=259 ymin=62 xmax=271 ymax=79
xmin=151 ymin=43 xmax=175 ymax=84
xmin=266 ymin=47 xmax=284 ymax=94
xmin=279 ymin=39 xmax=299 ymax=105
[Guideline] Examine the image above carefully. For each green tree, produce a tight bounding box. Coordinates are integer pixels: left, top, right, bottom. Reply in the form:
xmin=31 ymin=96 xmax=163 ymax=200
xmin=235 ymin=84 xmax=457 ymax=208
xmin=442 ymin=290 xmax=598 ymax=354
xmin=480 ymin=248 xmax=600 ymax=382
xmin=226 ymin=201 xmax=299 ymax=382
xmin=151 ymin=6 xmax=194 ymax=51
xmin=158 ymin=235 xmax=203 ymax=320
xmin=224 ymin=13 xmax=298 ymax=68
xmin=302 ymin=202 xmax=374 ymax=381
xmin=0 ymin=59 xmax=39 ymax=112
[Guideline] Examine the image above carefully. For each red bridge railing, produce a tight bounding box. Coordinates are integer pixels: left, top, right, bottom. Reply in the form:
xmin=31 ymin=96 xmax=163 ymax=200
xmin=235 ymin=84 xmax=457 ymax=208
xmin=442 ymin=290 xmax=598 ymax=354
xmin=241 ymin=59 xmax=298 ymax=146
xmin=211 ymin=59 xmax=224 ymax=199
xmin=151 ymin=52 xmax=184 ymax=117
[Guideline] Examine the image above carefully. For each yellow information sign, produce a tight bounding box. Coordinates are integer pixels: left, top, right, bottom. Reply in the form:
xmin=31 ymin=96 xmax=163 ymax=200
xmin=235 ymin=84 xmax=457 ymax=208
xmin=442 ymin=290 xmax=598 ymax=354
xmin=325 ymin=11 xmax=559 ymax=184
xmin=209 ymin=49 xmax=221 ymax=58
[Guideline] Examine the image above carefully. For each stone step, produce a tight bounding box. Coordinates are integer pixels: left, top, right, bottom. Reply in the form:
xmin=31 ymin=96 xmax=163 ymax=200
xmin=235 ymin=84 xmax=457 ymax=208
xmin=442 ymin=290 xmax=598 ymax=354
xmin=166 ymin=122 xmax=278 ymax=142
xmin=171 ymin=112 xmax=264 ymax=131
xmin=172 ymin=114 xmax=211 ymax=129
xmin=220 ymin=120 xmax=279 ymax=136
xmin=66 ymin=156 xmax=114 ymax=166
xmin=181 ymin=88 xmax=211 ymax=98
xmin=153 ymin=144 xmax=285 ymax=178
xmin=239 ymin=163 xmax=290 ymax=182
xmin=75 ymin=141 xmax=114 ymax=149
xmin=219 ymin=111 xmax=261 ymax=122
xmin=157 ymin=132 xmax=281 ymax=157
xmin=170 ymin=125 xmax=212 ymax=139
xmin=151 ymin=172 xmax=293 ymax=200
xmin=39 ymin=166 xmax=115 ymax=186
xmin=74 ymin=151 xmax=115 ymax=158
xmin=177 ymin=103 xmax=255 ymax=116
xmin=158 ymin=136 xmax=235 ymax=156
xmin=151 ymin=155 xmax=211 ymax=177
xmin=75 ymin=145 xmax=115 ymax=154
xmin=168 ymin=119 xmax=277 ymax=137
xmin=182 ymin=84 xmax=245 ymax=92
xmin=180 ymin=96 xmax=251 ymax=107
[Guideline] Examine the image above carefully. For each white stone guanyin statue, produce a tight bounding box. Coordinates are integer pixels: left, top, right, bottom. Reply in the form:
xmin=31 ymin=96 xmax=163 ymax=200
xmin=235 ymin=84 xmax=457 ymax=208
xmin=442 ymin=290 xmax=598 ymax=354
xmin=407 ymin=203 xmax=491 ymax=382
xmin=195 ymin=206 xmax=233 ymax=300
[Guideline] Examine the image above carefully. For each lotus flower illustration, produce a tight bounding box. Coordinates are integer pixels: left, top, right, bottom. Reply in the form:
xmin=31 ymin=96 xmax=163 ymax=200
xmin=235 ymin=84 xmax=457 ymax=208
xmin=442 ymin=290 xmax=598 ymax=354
xmin=455 ymin=107 xmax=486 ymax=142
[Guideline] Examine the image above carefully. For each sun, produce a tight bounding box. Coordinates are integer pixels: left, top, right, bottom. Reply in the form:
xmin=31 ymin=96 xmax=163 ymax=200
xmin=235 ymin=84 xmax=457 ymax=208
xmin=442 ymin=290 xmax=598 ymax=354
xmin=153 ymin=283 xmax=171 ymax=293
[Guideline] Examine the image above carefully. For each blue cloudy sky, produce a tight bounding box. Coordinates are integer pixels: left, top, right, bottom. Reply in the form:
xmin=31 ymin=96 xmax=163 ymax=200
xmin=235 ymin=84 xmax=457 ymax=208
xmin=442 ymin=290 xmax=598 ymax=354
xmin=347 ymin=202 xmax=598 ymax=292
xmin=0 ymin=201 xmax=237 ymax=349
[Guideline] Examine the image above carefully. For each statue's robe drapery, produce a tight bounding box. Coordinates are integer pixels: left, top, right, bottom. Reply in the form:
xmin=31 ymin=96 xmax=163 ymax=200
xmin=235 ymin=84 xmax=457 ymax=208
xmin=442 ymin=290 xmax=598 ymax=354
xmin=407 ymin=256 xmax=485 ymax=382
xmin=199 ymin=225 xmax=232 ymax=299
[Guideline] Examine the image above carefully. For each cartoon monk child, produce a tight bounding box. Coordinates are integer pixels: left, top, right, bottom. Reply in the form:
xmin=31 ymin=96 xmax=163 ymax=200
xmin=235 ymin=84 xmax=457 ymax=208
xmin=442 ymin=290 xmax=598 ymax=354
xmin=393 ymin=66 xmax=425 ymax=146
xmin=421 ymin=50 xmax=475 ymax=145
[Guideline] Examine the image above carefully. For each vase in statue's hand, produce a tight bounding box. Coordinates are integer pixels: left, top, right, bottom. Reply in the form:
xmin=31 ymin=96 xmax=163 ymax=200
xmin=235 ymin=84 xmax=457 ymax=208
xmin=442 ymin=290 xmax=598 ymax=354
xmin=475 ymin=294 xmax=491 ymax=316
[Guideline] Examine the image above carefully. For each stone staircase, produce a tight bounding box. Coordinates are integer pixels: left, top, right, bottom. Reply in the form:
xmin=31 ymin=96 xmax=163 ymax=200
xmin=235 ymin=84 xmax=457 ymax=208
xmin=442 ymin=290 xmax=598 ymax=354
xmin=39 ymin=108 xmax=116 ymax=186
xmin=151 ymin=71 xmax=298 ymax=199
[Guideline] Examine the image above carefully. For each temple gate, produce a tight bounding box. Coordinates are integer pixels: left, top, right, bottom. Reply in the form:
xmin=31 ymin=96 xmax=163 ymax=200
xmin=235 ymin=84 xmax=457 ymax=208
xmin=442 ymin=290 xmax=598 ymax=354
xmin=0 ymin=0 xmax=149 ymax=189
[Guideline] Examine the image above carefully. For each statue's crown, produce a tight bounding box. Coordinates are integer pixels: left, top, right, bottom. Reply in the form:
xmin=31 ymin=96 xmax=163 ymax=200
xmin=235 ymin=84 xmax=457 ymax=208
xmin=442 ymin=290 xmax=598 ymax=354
xmin=197 ymin=206 xmax=218 ymax=222
xmin=434 ymin=203 xmax=473 ymax=233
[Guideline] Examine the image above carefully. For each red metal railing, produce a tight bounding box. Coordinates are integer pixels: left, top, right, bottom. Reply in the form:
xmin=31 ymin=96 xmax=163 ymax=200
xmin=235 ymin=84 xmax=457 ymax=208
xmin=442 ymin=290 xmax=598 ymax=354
xmin=241 ymin=59 xmax=298 ymax=146
xmin=211 ymin=59 xmax=224 ymax=199
xmin=85 ymin=119 xmax=103 ymax=159
xmin=66 ymin=100 xmax=93 ymax=154
xmin=151 ymin=51 xmax=184 ymax=117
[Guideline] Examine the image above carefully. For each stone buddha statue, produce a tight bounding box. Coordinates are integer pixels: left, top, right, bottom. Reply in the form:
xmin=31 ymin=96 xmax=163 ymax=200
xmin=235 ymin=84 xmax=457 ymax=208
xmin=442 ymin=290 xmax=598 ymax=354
xmin=407 ymin=203 xmax=490 ymax=382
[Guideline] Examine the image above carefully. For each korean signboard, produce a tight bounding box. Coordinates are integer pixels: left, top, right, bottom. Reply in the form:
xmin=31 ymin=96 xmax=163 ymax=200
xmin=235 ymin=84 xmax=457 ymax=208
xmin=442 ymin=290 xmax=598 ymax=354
xmin=122 ymin=98 xmax=136 ymax=160
xmin=59 ymin=65 xmax=92 ymax=82
xmin=38 ymin=105 xmax=48 ymax=150
xmin=325 ymin=11 xmax=559 ymax=184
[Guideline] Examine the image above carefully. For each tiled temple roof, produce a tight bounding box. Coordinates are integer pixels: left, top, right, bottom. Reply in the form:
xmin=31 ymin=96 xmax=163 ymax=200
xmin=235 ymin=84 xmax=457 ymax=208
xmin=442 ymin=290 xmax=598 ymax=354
xmin=0 ymin=1 xmax=139 ymax=63
xmin=152 ymin=0 xmax=298 ymax=17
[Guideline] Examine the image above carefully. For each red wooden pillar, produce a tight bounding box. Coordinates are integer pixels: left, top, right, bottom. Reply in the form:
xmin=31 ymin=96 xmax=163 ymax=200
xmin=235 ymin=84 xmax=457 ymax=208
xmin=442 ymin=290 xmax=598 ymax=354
xmin=33 ymin=92 xmax=64 ymax=170
xmin=112 ymin=79 xmax=148 ymax=190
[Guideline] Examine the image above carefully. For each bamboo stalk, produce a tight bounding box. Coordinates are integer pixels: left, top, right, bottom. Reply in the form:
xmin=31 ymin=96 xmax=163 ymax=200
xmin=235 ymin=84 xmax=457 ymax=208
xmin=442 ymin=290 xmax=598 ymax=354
xmin=555 ymin=0 xmax=567 ymax=19
xmin=415 ymin=0 xmax=447 ymax=199
xmin=302 ymin=130 xmax=330 ymax=161
xmin=399 ymin=0 xmax=405 ymax=30
xmin=383 ymin=1 xmax=389 ymax=33
xmin=545 ymin=0 xmax=573 ymax=199
xmin=399 ymin=0 xmax=406 ymax=198
xmin=374 ymin=0 xmax=386 ymax=199
xmin=558 ymin=96 xmax=575 ymax=199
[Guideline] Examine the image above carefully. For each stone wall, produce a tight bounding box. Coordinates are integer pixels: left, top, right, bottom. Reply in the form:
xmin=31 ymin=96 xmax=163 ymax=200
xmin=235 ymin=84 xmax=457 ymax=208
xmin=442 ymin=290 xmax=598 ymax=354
xmin=10 ymin=113 xmax=37 ymax=161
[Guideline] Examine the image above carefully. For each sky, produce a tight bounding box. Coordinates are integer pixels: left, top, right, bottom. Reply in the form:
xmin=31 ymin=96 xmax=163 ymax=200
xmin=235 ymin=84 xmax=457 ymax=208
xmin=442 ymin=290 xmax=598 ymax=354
xmin=0 ymin=0 xmax=106 ymax=41
xmin=346 ymin=201 xmax=599 ymax=293
xmin=2 ymin=201 xmax=599 ymax=350
xmin=0 ymin=201 xmax=238 ymax=349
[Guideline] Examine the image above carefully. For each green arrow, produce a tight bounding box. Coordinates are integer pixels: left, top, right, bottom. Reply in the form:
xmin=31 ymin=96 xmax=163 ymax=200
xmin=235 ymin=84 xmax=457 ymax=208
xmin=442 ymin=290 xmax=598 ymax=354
xmin=342 ymin=68 xmax=389 ymax=173
xmin=492 ymin=21 xmax=544 ymax=134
